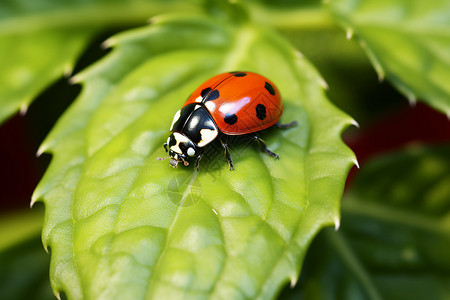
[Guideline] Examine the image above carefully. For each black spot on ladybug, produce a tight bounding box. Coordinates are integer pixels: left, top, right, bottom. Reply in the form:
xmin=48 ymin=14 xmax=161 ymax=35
xmin=264 ymin=82 xmax=275 ymax=96
xmin=201 ymin=88 xmax=211 ymax=98
xmin=207 ymin=89 xmax=220 ymax=101
xmin=224 ymin=113 xmax=238 ymax=125
xmin=233 ymin=72 xmax=247 ymax=77
xmin=201 ymin=87 xmax=220 ymax=101
xmin=256 ymin=104 xmax=266 ymax=120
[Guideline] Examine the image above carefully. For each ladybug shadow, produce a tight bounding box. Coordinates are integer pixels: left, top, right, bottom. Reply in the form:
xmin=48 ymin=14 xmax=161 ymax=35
xmin=197 ymin=134 xmax=247 ymax=172
xmin=198 ymin=129 xmax=277 ymax=174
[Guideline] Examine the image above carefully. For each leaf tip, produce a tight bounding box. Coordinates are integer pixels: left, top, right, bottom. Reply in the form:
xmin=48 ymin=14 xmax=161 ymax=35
xmin=334 ymin=216 xmax=341 ymax=231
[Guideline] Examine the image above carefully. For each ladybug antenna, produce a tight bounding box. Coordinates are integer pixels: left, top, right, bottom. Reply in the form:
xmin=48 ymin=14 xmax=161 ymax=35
xmin=183 ymin=160 xmax=189 ymax=166
xmin=157 ymin=157 xmax=171 ymax=161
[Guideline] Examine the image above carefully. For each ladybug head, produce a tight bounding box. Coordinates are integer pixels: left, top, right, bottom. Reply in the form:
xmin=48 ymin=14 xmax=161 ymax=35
xmin=163 ymin=132 xmax=201 ymax=168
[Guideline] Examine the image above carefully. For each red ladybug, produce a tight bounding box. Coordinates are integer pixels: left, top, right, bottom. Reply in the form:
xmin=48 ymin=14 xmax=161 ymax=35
xmin=161 ymin=71 xmax=296 ymax=170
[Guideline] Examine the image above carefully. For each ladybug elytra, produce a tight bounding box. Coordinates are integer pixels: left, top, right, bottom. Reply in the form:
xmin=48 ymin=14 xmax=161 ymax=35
xmin=159 ymin=71 xmax=296 ymax=170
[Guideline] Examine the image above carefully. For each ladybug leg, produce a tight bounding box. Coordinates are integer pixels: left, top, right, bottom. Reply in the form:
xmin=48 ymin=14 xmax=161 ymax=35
xmin=219 ymin=137 xmax=235 ymax=171
xmin=252 ymin=134 xmax=279 ymax=159
xmin=194 ymin=153 xmax=204 ymax=171
xmin=163 ymin=143 xmax=168 ymax=152
xmin=275 ymin=121 xmax=298 ymax=129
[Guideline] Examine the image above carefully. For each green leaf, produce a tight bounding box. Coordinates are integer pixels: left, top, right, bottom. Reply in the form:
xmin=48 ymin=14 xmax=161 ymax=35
xmin=0 ymin=0 xmax=202 ymax=124
xmin=289 ymin=145 xmax=450 ymax=299
xmin=0 ymin=29 xmax=93 ymax=123
xmin=243 ymin=0 xmax=335 ymax=30
xmin=0 ymin=210 xmax=43 ymax=252
xmin=0 ymin=210 xmax=53 ymax=300
xmin=33 ymin=12 xmax=356 ymax=299
xmin=329 ymin=0 xmax=450 ymax=115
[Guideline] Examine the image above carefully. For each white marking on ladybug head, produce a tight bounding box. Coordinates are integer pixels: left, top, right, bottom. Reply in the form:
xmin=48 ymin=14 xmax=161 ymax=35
xmin=187 ymin=147 xmax=196 ymax=157
xmin=166 ymin=136 xmax=170 ymax=145
xmin=170 ymin=109 xmax=181 ymax=131
xmin=197 ymin=128 xmax=218 ymax=147
xmin=195 ymin=96 xmax=203 ymax=103
xmin=170 ymin=132 xmax=190 ymax=154
xmin=205 ymin=101 xmax=215 ymax=112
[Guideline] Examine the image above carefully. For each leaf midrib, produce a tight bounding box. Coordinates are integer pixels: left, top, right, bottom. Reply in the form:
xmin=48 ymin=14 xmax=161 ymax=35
xmin=342 ymin=196 xmax=450 ymax=235
xmin=325 ymin=229 xmax=383 ymax=300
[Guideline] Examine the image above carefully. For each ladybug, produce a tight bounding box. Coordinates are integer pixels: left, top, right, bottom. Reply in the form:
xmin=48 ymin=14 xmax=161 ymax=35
xmin=159 ymin=71 xmax=296 ymax=170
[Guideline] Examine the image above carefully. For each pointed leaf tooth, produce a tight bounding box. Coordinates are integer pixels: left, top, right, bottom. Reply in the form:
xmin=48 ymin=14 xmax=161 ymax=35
xmin=290 ymin=274 xmax=298 ymax=288
xmin=346 ymin=28 xmax=353 ymax=40
xmin=20 ymin=103 xmax=28 ymax=115
xmin=36 ymin=144 xmax=48 ymax=157
xmin=68 ymin=74 xmax=82 ymax=85
xmin=408 ymin=96 xmax=417 ymax=107
xmin=30 ymin=196 xmax=39 ymax=208
xmin=318 ymin=77 xmax=329 ymax=90
xmin=334 ymin=216 xmax=341 ymax=231
xmin=353 ymin=158 xmax=360 ymax=169
xmin=350 ymin=119 xmax=360 ymax=128
xmin=101 ymin=38 xmax=115 ymax=50
xmin=63 ymin=64 xmax=74 ymax=77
